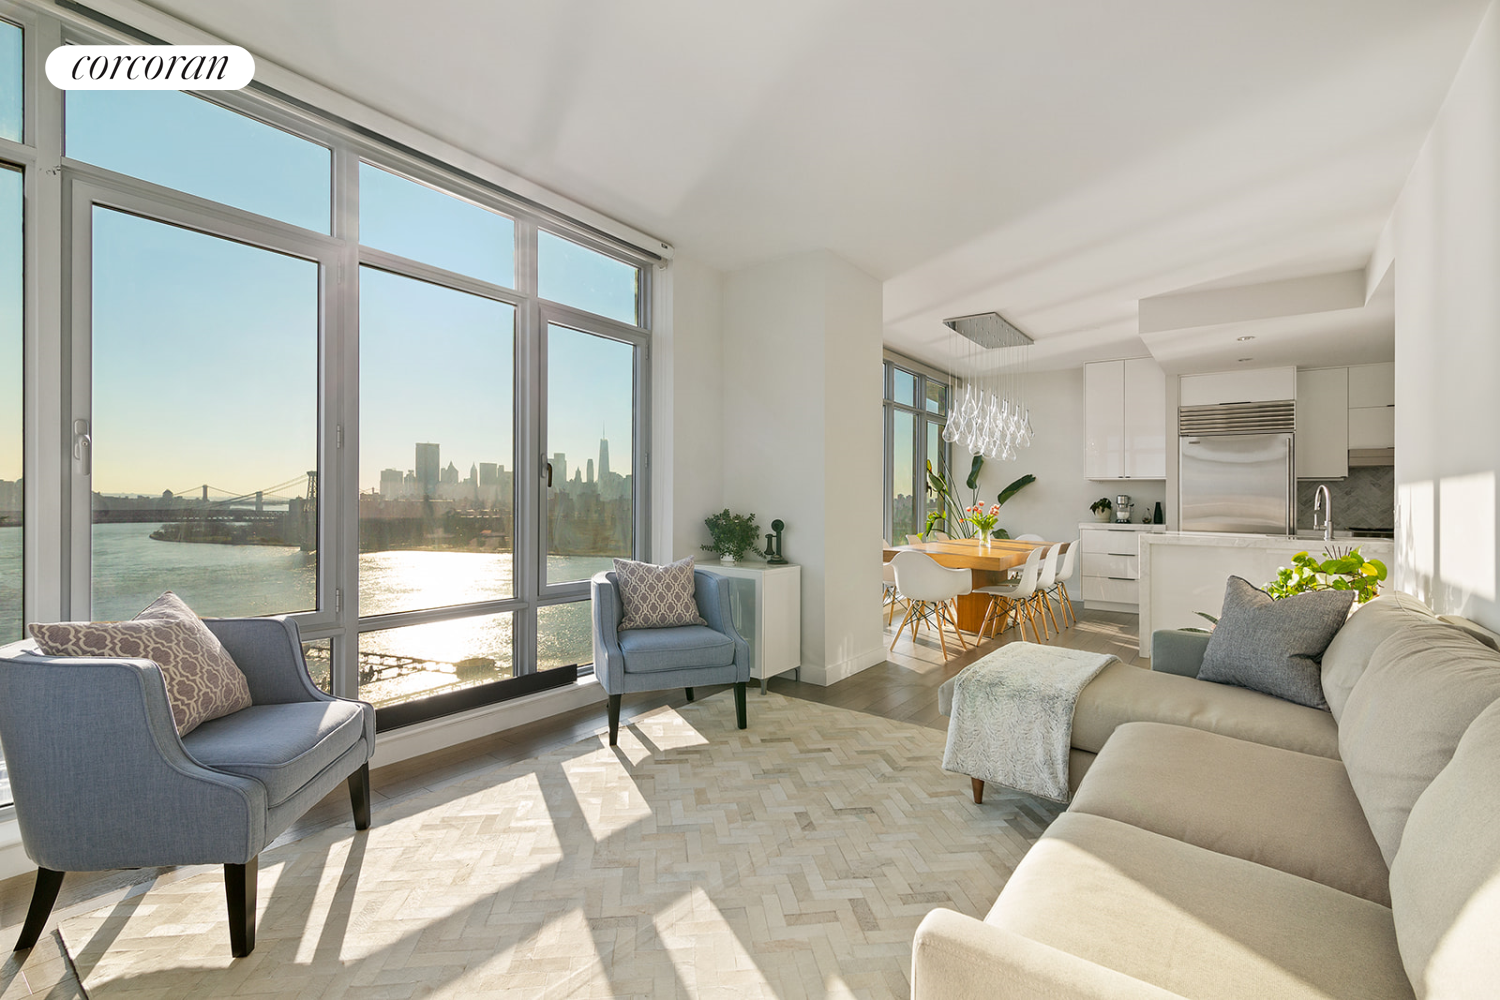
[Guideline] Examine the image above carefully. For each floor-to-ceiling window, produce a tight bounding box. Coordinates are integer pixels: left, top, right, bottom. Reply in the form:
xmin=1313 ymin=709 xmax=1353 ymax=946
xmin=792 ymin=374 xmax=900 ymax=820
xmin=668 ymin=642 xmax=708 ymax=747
xmin=883 ymin=357 xmax=949 ymax=542
xmin=0 ymin=6 xmax=659 ymax=749
xmin=0 ymin=10 xmax=24 ymax=808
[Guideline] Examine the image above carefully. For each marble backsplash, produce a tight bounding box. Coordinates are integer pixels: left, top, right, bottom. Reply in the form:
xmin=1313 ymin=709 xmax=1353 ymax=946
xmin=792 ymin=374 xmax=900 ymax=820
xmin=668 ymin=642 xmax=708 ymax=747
xmin=1296 ymin=465 xmax=1395 ymax=532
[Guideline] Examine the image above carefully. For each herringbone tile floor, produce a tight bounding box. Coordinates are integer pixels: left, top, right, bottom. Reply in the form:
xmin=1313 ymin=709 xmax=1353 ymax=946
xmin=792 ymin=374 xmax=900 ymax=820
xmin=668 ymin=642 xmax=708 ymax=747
xmin=39 ymin=692 xmax=1058 ymax=999
xmin=0 ymin=607 xmax=1136 ymax=999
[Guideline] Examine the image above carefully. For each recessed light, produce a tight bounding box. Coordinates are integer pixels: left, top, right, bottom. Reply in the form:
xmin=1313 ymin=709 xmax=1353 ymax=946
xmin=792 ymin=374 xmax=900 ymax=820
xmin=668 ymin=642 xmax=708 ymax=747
xmin=1237 ymin=357 xmax=1254 ymax=363
xmin=1236 ymin=336 xmax=1255 ymax=342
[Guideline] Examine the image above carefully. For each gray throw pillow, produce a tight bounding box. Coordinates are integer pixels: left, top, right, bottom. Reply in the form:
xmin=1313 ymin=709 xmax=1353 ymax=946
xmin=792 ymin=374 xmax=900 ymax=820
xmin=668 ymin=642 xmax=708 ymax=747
xmin=612 ymin=556 xmax=708 ymax=630
xmin=1197 ymin=576 xmax=1354 ymax=710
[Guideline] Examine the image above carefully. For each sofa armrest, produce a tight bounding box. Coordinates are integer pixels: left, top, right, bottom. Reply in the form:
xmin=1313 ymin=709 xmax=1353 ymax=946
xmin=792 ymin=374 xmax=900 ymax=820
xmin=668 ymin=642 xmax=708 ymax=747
xmin=1150 ymin=629 xmax=1211 ymax=677
xmin=590 ymin=572 xmax=627 ymax=693
xmin=0 ymin=656 xmax=268 ymax=870
xmin=206 ymin=616 xmax=328 ymax=705
xmin=912 ymin=909 xmax=1185 ymax=1000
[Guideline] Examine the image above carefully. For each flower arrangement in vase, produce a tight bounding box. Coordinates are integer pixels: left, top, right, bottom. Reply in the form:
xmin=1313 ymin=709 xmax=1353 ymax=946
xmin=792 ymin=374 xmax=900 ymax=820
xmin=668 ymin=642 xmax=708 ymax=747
xmin=965 ymin=503 xmax=1001 ymax=540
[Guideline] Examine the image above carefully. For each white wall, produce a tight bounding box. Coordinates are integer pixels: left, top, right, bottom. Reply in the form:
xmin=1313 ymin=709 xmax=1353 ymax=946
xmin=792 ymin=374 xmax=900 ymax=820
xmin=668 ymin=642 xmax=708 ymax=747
xmin=723 ymin=251 xmax=884 ymax=684
xmin=958 ymin=367 xmax=1167 ymax=587
xmin=663 ymin=254 xmax=726 ymax=561
xmin=1390 ymin=0 xmax=1500 ymax=631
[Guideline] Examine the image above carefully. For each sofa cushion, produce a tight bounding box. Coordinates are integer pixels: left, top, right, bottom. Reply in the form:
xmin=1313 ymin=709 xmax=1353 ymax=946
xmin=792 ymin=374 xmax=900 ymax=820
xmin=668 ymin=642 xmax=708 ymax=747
xmin=1071 ymin=722 xmax=1390 ymax=904
xmin=618 ymin=625 xmax=735 ymax=674
xmin=1389 ymin=699 xmax=1500 ymax=998
xmin=1073 ymin=660 xmax=1340 ymax=759
xmin=1197 ymin=576 xmax=1353 ymax=710
xmin=611 ymin=557 xmax=708 ymax=630
xmin=986 ymin=812 xmax=1413 ymax=1000
xmin=182 ymin=700 xmax=367 ymax=807
xmin=1340 ymin=621 xmax=1500 ymax=866
xmin=29 ymin=591 xmax=252 ymax=736
xmin=1321 ymin=592 xmax=1438 ymax=722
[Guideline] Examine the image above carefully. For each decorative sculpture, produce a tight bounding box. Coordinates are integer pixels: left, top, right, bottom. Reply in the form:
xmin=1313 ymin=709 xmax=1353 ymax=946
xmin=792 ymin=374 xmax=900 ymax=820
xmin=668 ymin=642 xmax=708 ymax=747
xmin=766 ymin=519 xmax=788 ymax=564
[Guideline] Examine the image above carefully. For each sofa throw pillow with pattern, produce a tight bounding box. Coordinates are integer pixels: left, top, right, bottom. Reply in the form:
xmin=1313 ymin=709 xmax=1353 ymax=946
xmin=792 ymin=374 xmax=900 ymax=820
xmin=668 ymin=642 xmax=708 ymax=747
xmin=30 ymin=591 xmax=253 ymax=736
xmin=1197 ymin=575 xmax=1354 ymax=710
xmin=612 ymin=556 xmax=708 ymax=630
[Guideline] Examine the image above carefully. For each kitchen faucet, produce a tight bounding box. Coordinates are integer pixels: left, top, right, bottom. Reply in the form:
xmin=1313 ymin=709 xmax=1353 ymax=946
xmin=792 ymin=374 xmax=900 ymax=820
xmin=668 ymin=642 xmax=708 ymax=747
xmin=1312 ymin=484 xmax=1333 ymax=542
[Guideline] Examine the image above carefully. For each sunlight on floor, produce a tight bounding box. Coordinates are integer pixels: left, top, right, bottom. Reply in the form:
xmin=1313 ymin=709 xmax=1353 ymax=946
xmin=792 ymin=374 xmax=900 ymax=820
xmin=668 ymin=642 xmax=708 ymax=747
xmin=653 ymin=885 xmax=775 ymax=997
xmin=564 ymin=746 xmax=655 ymax=842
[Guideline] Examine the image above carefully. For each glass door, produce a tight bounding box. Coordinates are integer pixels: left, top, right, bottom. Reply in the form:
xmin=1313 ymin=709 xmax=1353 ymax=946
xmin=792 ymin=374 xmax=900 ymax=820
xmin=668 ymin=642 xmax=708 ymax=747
xmin=537 ymin=316 xmax=644 ymax=672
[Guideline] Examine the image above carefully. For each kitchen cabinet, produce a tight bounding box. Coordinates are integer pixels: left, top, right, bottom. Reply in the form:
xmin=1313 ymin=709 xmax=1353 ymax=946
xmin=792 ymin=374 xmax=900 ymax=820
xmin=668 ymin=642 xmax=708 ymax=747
xmin=1179 ymin=366 xmax=1296 ymax=406
xmin=1348 ymin=362 xmax=1395 ymax=408
xmin=1347 ymin=362 xmax=1395 ymax=449
xmin=1078 ymin=523 xmax=1165 ymax=612
xmin=1349 ymin=406 xmax=1396 ymax=449
xmin=1085 ymin=358 xmax=1166 ymax=480
xmin=1124 ymin=358 xmax=1168 ymax=478
xmin=1295 ymin=367 xmax=1349 ymax=479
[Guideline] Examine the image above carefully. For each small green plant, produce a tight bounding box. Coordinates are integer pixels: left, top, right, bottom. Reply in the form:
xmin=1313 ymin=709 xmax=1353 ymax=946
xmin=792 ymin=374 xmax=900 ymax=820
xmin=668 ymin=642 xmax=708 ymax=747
xmin=1264 ymin=548 xmax=1388 ymax=605
xmin=1090 ymin=497 xmax=1113 ymax=514
xmin=702 ymin=509 xmax=760 ymax=561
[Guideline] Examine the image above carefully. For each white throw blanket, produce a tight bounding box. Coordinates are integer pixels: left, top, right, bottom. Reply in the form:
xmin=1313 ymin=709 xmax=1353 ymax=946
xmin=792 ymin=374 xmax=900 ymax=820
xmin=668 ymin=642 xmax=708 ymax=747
xmin=942 ymin=642 xmax=1118 ymax=803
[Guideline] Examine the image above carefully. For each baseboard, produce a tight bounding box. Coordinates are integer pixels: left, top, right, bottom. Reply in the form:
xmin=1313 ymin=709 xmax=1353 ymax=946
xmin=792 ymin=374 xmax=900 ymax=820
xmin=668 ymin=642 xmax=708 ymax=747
xmin=369 ymin=675 xmax=607 ymax=770
xmin=800 ymin=645 xmax=884 ymax=687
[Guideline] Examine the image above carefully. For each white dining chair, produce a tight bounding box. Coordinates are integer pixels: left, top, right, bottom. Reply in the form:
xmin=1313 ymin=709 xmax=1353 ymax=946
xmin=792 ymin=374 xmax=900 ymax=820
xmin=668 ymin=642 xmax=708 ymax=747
xmin=889 ymin=550 xmax=971 ymax=658
xmin=1031 ymin=543 xmax=1065 ymax=637
xmin=973 ymin=545 xmax=1045 ymax=642
xmin=1043 ymin=539 xmax=1080 ymax=628
xmin=1013 ymin=533 xmax=1044 ymax=542
xmin=881 ymin=540 xmax=905 ymax=626
xmin=929 ymin=530 xmax=951 ymax=541
xmin=906 ymin=534 xmax=924 ymax=546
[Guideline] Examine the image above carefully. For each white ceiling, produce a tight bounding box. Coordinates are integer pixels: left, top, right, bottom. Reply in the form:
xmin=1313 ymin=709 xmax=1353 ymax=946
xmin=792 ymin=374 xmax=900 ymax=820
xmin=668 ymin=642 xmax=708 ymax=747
xmin=146 ymin=0 xmax=1489 ymax=372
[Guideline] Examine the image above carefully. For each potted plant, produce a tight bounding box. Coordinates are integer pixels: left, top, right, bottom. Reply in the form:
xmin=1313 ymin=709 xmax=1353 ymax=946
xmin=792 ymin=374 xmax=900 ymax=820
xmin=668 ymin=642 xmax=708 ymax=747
xmin=923 ymin=453 xmax=1037 ymax=540
xmin=1090 ymin=497 xmax=1113 ymax=522
xmin=702 ymin=509 xmax=760 ymax=564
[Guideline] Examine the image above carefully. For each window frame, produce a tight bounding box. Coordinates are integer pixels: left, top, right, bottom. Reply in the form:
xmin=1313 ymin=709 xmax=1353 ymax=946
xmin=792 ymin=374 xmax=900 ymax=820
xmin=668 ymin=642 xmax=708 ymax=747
xmin=3 ymin=4 xmax=663 ymax=735
xmin=883 ymin=358 xmax=950 ymax=543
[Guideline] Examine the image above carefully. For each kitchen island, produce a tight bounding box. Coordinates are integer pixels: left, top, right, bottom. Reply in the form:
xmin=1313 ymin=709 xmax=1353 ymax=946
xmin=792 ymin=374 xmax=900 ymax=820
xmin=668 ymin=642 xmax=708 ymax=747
xmin=1138 ymin=532 xmax=1396 ymax=656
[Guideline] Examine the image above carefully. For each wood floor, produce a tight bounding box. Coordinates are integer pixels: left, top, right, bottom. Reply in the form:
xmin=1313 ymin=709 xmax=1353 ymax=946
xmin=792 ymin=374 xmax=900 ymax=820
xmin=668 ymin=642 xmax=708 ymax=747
xmin=0 ymin=597 xmax=1141 ymax=977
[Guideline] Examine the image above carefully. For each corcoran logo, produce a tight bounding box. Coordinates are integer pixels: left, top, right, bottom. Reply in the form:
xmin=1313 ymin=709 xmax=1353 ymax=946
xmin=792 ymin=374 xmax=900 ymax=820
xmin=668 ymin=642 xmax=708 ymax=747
xmin=45 ymin=45 xmax=255 ymax=90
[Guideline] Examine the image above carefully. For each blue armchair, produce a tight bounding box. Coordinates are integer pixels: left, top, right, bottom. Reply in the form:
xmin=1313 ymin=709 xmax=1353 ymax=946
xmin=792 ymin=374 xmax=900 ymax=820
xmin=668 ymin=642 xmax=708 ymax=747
xmin=0 ymin=615 xmax=375 ymax=958
xmin=591 ymin=569 xmax=751 ymax=745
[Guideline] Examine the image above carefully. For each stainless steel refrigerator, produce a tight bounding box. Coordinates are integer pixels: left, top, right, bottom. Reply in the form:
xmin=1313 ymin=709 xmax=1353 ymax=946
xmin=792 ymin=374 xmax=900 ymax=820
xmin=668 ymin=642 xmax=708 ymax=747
xmin=1178 ymin=401 xmax=1295 ymax=534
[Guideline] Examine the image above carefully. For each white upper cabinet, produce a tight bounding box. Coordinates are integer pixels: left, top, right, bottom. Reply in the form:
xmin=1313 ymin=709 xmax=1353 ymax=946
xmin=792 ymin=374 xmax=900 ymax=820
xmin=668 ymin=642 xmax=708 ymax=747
xmin=1123 ymin=358 xmax=1167 ymax=478
xmin=1295 ymin=367 xmax=1349 ymax=479
xmin=1347 ymin=362 xmax=1396 ymax=449
xmin=1179 ymin=366 xmax=1296 ymax=406
xmin=1348 ymin=362 xmax=1395 ymax=408
xmin=1086 ymin=358 xmax=1166 ymax=479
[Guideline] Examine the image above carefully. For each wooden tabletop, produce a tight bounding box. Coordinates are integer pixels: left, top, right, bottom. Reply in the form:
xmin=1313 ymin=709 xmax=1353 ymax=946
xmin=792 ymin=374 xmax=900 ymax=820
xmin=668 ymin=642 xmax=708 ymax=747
xmin=881 ymin=537 xmax=1064 ymax=572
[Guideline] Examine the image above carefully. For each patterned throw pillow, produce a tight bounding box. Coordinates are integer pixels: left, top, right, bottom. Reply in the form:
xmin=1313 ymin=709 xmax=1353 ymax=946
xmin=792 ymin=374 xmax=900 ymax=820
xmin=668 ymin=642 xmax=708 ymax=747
xmin=30 ymin=591 xmax=253 ymax=736
xmin=612 ymin=557 xmax=707 ymax=630
xmin=1197 ymin=575 xmax=1354 ymax=710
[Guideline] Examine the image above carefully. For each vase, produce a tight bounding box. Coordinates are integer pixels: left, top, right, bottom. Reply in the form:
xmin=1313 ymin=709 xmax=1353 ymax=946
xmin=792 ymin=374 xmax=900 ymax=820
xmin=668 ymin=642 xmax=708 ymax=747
xmin=720 ymin=555 xmax=736 ymax=565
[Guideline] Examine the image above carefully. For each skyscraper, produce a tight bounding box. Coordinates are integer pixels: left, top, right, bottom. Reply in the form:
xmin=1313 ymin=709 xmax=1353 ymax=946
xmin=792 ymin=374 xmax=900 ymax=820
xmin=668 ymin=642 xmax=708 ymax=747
xmin=552 ymin=452 xmax=567 ymax=486
xmin=586 ymin=458 xmax=594 ymax=484
xmin=598 ymin=434 xmax=610 ymax=478
xmin=415 ymin=443 xmax=440 ymax=499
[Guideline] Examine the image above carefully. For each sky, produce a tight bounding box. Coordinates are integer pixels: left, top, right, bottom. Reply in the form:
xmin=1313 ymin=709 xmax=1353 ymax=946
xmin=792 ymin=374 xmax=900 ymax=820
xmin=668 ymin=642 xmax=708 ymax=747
xmin=0 ymin=84 xmax=641 ymax=497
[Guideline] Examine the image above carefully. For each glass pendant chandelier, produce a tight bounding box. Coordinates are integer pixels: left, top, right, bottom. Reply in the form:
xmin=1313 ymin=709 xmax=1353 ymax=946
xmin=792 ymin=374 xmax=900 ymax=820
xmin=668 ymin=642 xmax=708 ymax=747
xmin=941 ymin=311 xmax=1034 ymax=462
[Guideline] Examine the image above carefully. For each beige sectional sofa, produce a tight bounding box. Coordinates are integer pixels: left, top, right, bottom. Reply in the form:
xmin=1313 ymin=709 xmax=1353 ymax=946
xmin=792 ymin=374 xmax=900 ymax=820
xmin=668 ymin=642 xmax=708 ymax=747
xmin=913 ymin=592 xmax=1500 ymax=999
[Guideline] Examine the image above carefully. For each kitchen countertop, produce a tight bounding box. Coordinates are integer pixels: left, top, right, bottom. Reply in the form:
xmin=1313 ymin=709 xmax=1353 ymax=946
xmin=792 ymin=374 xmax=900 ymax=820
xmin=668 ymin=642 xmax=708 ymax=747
xmin=1078 ymin=522 xmax=1167 ymax=531
xmin=1137 ymin=532 xmax=1395 ymax=656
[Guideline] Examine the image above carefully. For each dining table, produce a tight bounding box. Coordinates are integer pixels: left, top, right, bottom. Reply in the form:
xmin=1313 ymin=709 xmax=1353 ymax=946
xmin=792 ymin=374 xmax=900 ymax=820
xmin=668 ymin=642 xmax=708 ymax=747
xmin=881 ymin=536 xmax=1068 ymax=634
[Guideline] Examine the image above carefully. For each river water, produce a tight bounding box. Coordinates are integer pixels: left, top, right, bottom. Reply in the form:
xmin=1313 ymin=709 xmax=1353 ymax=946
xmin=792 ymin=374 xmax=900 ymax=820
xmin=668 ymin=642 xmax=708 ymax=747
xmin=0 ymin=522 xmax=607 ymax=706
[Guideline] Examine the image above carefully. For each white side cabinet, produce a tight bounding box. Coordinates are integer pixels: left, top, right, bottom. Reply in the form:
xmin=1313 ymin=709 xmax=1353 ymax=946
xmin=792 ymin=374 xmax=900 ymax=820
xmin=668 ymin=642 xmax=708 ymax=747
xmin=700 ymin=562 xmax=801 ymax=693
xmin=1295 ymin=367 xmax=1349 ymax=479
xmin=1085 ymin=358 xmax=1167 ymax=480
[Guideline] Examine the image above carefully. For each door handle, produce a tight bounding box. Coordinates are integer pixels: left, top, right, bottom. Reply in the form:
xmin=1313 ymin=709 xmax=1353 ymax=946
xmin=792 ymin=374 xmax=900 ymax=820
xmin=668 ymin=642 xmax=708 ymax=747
xmin=73 ymin=419 xmax=92 ymax=476
xmin=543 ymin=457 xmax=553 ymax=488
